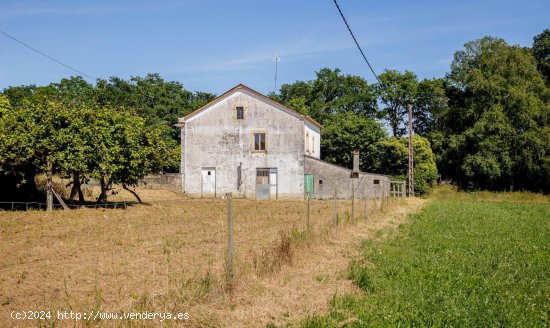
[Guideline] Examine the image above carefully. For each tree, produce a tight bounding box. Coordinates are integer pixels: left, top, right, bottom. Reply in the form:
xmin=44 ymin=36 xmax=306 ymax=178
xmin=0 ymin=95 xmax=172 ymax=204
xmin=533 ymin=29 xmax=550 ymax=84
xmin=96 ymin=74 xmax=215 ymax=141
xmin=85 ymin=106 xmax=173 ymax=203
xmin=440 ymin=36 xmax=550 ymax=192
xmin=276 ymin=68 xmax=378 ymax=124
xmin=376 ymin=70 xmax=418 ymax=137
xmin=413 ymin=78 xmax=449 ymax=137
xmin=0 ymin=94 xmax=10 ymax=116
xmin=372 ymin=135 xmax=438 ymax=195
xmin=2 ymin=85 xmax=38 ymax=109
xmin=94 ymin=74 xmax=215 ymax=172
xmin=321 ymin=112 xmax=387 ymax=171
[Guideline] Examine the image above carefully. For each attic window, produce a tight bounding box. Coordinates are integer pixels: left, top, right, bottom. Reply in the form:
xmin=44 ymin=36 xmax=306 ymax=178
xmin=236 ymin=106 xmax=244 ymax=119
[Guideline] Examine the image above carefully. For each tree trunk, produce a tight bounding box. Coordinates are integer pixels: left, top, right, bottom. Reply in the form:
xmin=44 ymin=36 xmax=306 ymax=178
xmin=46 ymin=161 xmax=54 ymax=211
xmin=98 ymin=176 xmax=107 ymax=203
xmin=69 ymin=181 xmax=77 ymax=203
xmin=74 ymin=172 xmax=84 ymax=203
xmin=69 ymin=172 xmax=85 ymax=203
xmin=122 ymin=184 xmax=142 ymax=203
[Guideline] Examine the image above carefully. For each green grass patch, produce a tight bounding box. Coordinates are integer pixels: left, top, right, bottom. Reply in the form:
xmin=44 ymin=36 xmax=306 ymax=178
xmin=303 ymin=190 xmax=550 ymax=327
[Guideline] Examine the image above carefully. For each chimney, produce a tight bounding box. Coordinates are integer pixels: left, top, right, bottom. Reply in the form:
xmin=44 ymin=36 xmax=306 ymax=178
xmin=351 ymin=149 xmax=359 ymax=178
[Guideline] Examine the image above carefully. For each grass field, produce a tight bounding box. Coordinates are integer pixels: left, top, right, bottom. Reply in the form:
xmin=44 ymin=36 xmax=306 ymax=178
xmin=304 ymin=187 xmax=550 ymax=327
xmin=0 ymin=185 xmax=422 ymax=327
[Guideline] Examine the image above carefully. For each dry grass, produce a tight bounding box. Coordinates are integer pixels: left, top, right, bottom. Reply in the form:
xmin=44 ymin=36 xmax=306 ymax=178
xmin=0 ymin=186 xmax=424 ymax=327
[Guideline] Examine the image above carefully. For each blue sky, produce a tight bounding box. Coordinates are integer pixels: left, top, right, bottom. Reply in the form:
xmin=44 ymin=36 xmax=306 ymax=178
xmin=0 ymin=0 xmax=548 ymax=95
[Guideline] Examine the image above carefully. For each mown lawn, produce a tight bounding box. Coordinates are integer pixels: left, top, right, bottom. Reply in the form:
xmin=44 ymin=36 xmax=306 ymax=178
xmin=304 ymin=189 xmax=550 ymax=327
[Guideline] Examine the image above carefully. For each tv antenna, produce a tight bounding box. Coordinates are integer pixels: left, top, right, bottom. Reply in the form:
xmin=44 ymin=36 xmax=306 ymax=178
xmin=273 ymin=52 xmax=280 ymax=94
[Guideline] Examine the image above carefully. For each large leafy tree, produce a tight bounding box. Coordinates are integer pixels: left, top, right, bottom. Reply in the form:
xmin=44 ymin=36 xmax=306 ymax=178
xmin=94 ymin=74 xmax=215 ymax=172
xmin=2 ymin=85 xmax=38 ymax=109
xmin=413 ymin=78 xmax=449 ymax=137
xmin=376 ymin=70 xmax=418 ymax=137
xmin=0 ymin=94 xmax=173 ymax=203
xmin=0 ymin=94 xmax=10 ymax=116
xmin=533 ymin=29 xmax=550 ymax=84
xmin=84 ymin=106 xmax=174 ymax=202
xmin=276 ymin=68 xmax=378 ymax=124
xmin=321 ymin=112 xmax=387 ymax=171
xmin=275 ymin=68 xmax=382 ymax=172
xmin=96 ymin=73 xmax=215 ymax=141
xmin=439 ymin=36 xmax=550 ymax=191
xmin=0 ymin=97 xmax=75 ymax=207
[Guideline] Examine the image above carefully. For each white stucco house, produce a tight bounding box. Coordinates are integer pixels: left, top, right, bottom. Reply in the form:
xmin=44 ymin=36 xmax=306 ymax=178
xmin=177 ymin=84 xmax=389 ymax=199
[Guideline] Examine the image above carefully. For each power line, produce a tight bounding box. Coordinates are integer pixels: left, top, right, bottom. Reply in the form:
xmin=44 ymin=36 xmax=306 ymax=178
xmin=332 ymin=0 xmax=382 ymax=86
xmin=0 ymin=29 xmax=96 ymax=81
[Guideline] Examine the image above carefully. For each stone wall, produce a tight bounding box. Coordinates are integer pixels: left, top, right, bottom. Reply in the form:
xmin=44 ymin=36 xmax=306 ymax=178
xmin=139 ymin=173 xmax=183 ymax=192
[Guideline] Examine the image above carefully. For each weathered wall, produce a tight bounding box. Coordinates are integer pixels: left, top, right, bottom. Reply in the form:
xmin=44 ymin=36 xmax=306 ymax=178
xmin=182 ymin=90 xmax=306 ymax=198
xmin=304 ymin=121 xmax=321 ymax=159
xmin=304 ymin=156 xmax=390 ymax=200
xmin=139 ymin=174 xmax=183 ymax=192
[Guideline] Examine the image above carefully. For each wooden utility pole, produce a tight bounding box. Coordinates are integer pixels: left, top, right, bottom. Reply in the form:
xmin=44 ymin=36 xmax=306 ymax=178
xmin=408 ymin=104 xmax=415 ymax=197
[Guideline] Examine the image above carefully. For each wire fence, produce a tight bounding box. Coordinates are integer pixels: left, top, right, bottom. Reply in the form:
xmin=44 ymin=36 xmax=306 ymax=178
xmin=0 ymin=201 xmax=130 ymax=211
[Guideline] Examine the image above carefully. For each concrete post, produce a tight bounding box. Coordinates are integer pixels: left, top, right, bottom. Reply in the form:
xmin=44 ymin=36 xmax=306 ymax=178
xmin=352 ymin=150 xmax=359 ymax=173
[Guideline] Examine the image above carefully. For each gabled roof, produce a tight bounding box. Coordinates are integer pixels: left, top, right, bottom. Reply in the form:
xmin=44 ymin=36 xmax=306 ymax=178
xmin=179 ymin=84 xmax=321 ymax=129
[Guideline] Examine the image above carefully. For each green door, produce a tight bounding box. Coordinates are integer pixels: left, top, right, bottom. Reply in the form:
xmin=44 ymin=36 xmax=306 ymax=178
xmin=304 ymin=174 xmax=314 ymax=198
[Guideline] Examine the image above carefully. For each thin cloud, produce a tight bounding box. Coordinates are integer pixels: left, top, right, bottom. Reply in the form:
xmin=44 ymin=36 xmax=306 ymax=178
xmin=173 ymin=38 xmax=355 ymax=74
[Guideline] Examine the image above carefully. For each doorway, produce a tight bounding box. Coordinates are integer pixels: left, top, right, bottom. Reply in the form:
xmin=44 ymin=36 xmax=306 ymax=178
xmin=256 ymin=167 xmax=277 ymax=199
xmin=201 ymin=167 xmax=216 ymax=197
xmin=304 ymin=174 xmax=314 ymax=198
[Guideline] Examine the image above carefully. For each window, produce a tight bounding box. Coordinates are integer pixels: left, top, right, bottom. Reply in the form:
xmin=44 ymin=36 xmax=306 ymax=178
xmin=312 ymin=136 xmax=315 ymax=154
xmin=254 ymin=133 xmax=266 ymax=151
xmin=236 ymin=106 xmax=244 ymax=119
xmin=306 ymin=132 xmax=310 ymax=153
xmin=256 ymin=168 xmax=269 ymax=184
